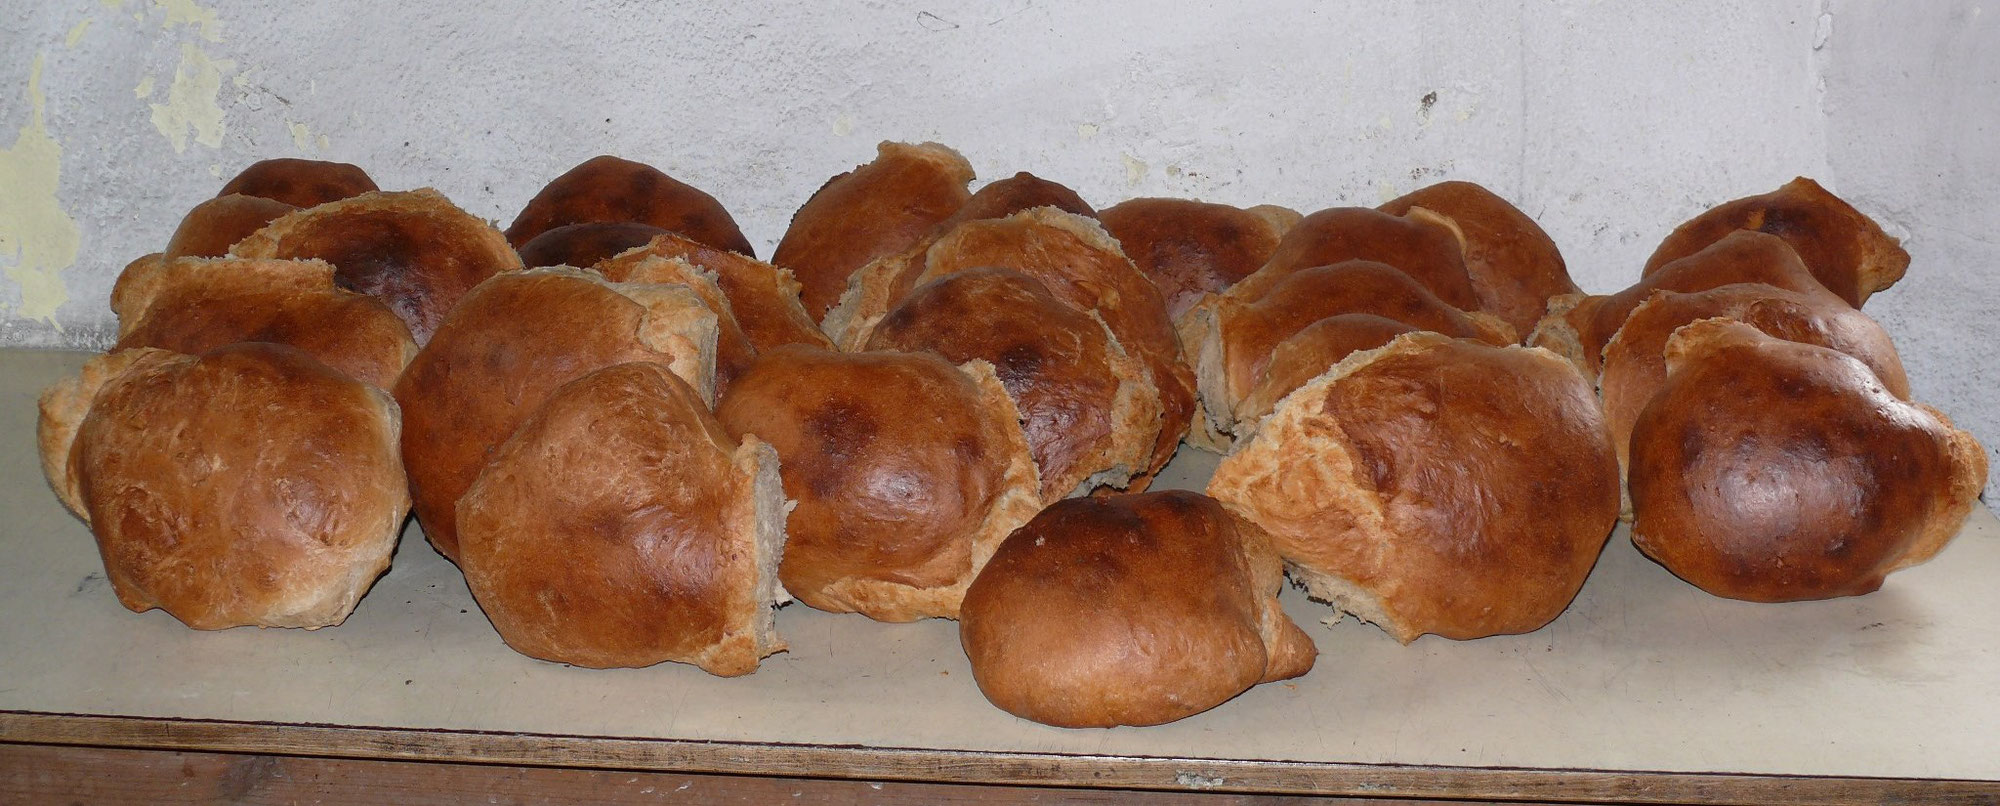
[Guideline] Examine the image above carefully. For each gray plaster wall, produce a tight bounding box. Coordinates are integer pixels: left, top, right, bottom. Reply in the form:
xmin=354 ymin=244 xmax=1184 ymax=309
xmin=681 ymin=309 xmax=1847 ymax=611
xmin=0 ymin=1 xmax=1990 ymax=497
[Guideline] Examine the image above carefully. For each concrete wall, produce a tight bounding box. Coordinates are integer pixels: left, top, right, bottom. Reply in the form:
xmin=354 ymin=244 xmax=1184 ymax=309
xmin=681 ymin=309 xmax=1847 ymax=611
xmin=0 ymin=1 xmax=1989 ymax=497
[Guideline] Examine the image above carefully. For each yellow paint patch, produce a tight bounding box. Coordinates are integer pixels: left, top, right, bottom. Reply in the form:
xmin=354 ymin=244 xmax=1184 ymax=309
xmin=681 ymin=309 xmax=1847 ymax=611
xmin=1121 ymin=153 xmax=1148 ymax=187
xmin=288 ymin=120 xmax=311 ymax=151
xmin=316 ymin=133 xmax=329 ymax=150
xmin=149 ymin=42 xmax=233 ymax=153
xmin=1076 ymin=122 xmax=1099 ymax=140
xmin=831 ymin=112 xmax=852 ymax=137
xmin=152 ymin=0 xmax=222 ymax=42
xmin=133 ymin=73 xmax=155 ymax=99
xmin=0 ymin=54 xmax=82 ymax=323
xmin=65 ymin=18 xmax=93 ymax=49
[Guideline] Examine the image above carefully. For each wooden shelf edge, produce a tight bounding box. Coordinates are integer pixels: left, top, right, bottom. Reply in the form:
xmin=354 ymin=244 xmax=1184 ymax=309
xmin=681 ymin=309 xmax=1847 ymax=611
xmin=3 ymin=711 xmax=1995 ymax=805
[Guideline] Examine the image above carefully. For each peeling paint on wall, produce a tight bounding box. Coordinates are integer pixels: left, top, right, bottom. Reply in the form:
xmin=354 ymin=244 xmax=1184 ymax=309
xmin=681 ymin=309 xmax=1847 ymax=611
xmin=133 ymin=74 xmax=154 ymax=99
xmin=0 ymin=54 xmax=81 ymax=323
xmin=148 ymin=42 xmax=233 ymax=153
xmin=151 ymin=0 xmax=222 ymax=42
xmin=65 ymin=18 xmax=94 ymax=48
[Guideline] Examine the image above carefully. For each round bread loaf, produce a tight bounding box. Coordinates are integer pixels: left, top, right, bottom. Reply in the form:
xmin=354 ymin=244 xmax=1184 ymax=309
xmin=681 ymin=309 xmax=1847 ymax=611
xmin=775 ymin=141 xmax=975 ymax=319
xmin=230 ymin=188 xmax=523 ymax=344
xmin=942 ymin=171 xmax=1095 ymax=227
xmin=715 ymin=346 xmax=1040 ymax=622
xmin=111 ymin=257 xmax=415 ymax=390
xmin=1380 ymin=180 xmax=1576 ymax=335
xmin=959 ymin=491 xmax=1317 ymax=728
xmin=1627 ymin=321 xmax=1986 ymax=602
xmin=457 ymin=362 xmax=789 ymax=675
xmin=1532 ymin=229 xmax=1841 ymax=377
xmin=866 ymin=267 xmax=1161 ymax=501
xmin=504 ymin=155 xmax=754 ymax=257
xmin=594 ymin=253 xmax=756 ymax=394
xmin=1207 ymin=332 xmax=1620 ymax=643
xmin=163 ymin=194 xmax=299 ymax=260
xmin=1600 ymin=283 xmax=1909 ymax=472
xmin=37 ymin=343 xmax=406 ymax=630
xmin=1229 ymin=206 xmax=1478 ymax=311
xmin=1643 ymin=177 xmax=1908 ymax=308
xmin=597 ymin=231 xmax=832 ymax=352
xmin=393 ymin=267 xmax=719 ymax=561
xmin=217 ymin=158 xmax=378 ymax=208
xmin=1181 ymin=260 xmax=1514 ymax=445
xmin=1098 ymin=197 xmax=1299 ymax=319
xmin=516 ymin=221 xmax=670 ymax=269
xmin=1236 ymin=314 xmax=1418 ymax=426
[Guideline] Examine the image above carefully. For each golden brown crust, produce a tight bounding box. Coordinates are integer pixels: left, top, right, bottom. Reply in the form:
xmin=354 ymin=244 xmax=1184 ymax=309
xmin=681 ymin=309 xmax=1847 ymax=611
xmin=63 ymin=343 xmax=406 ymax=629
xmin=866 ymin=268 xmax=1160 ymax=501
xmin=230 ymin=188 xmax=524 ymax=344
xmin=941 ymin=172 xmax=1095 ymax=229
xmin=37 ymin=348 xmax=179 ymax=521
xmin=1237 ymin=314 xmax=1418 ymax=427
xmin=515 ymin=221 xmax=669 ymax=269
xmin=774 ymin=142 xmax=975 ymax=320
xmin=112 ymin=257 xmax=416 ymax=390
xmin=1600 ymin=283 xmax=1910 ymax=472
xmin=1229 ymin=206 xmax=1479 ymax=311
xmin=1099 ymin=197 xmax=1291 ymax=319
xmin=163 ymin=194 xmax=299 ymax=260
xmin=1380 ymin=181 xmax=1578 ymax=335
xmin=598 ymin=231 xmax=833 ymax=352
xmin=392 ymin=267 xmax=718 ymax=561
xmin=1644 ymin=177 xmax=1909 ymax=307
xmin=598 ymin=254 xmax=755 ymax=395
xmin=1573 ymin=229 xmax=1839 ymax=377
xmin=1627 ymin=321 xmax=1985 ymax=602
xmin=109 ymin=253 xmax=169 ymax=338
xmin=1525 ymin=292 xmax=1593 ymax=374
xmin=217 ymin=158 xmax=378 ymax=208
xmin=909 ymin=208 xmax=1195 ymax=487
xmin=1208 ymin=333 xmax=1620 ymax=643
xmin=503 ymin=155 xmax=754 ymax=257
xmin=958 ymin=491 xmax=1315 ymax=728
xmin=715 ymin=346 xmax=1039 ymax=622
xmin=456 ymin=362 xmax=786 ymax=675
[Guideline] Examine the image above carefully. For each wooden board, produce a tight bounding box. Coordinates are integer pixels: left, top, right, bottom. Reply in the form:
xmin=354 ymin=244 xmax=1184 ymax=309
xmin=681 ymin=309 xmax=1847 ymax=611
xmin=2 ymin=348 xmax=1996 ymax=803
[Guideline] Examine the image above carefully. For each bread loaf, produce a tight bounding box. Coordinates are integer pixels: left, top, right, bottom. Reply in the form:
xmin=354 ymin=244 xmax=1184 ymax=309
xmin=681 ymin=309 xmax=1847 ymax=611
xmin=38 ymin=344 xmax=405 ymax=629
xmin=1098 ymin=197 xmax=1299 ymax=319
xmin=516 ymin=221 xmax=670 ymax=269
xmin=597 ymin=231 xmax=832 ymax=352
xmin=457 ymin=362 xmax=788 ymax=675
xmin=504 ymin=155 xmax=754 ymax=257
xmin=774 ymin=142 xmax=974 ymax=319
xmin=162 ymin=194 xmax=298 ymax=260
xmin=959 ymin=491 xmax=1316 ymax=728
xmin=1643 ymin=177 xmax=1908 ymax=308
xmin=1229 ymin=206 xmax=1478 ymax=311
xmin=1380 ymin=180 xmax=1576 ymax=335
xmin=217 ymin=158 xmax=378 ymax=208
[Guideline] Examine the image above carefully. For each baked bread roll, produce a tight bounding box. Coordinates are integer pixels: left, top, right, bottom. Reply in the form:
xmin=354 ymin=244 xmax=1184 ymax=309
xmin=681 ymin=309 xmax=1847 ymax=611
xmin=865 ymin=267 xmax=1161 ymax=501
xmin=163 ymin=194 xmax=298 ymax=260
xmin=1628 ymin=321 xmax=1985 ymax=601
xmin=1644 ymin=177 xmax=1908 ymax=307
xmin=942 ymin=171 xmax=1095 ymax=226
xmin=1098 ymin=197 xmax=1300 ymax=319
xmin=1380 ymin=181 xmax=1577 ymax=335
xmin=594 ymin=253 xmax=755 ymax=393
xmin=457 ymin=362 xmax=788 ymax=675
xmin=504 ymin=155 xmax=754 ymax=257
xmin=1208 ymin=332 xmax=1619 ymax=643
xmin=38 ymin=343 xmax=406 ymax=629
xmin=230 ymin=188 xmax=523 ymax=344
xmin=1228 ymin=206 xmax=1478 ymax=311
xmin=217 ymin=158 xmax=378 ymax=208
xmin=111 ymin=257 xmax=415 ymax=390
xmin=1600 ymin=283 xmax=1909 ymax=471
xmin=715 ymin=346 xmax=1040 ymax=622
xmin=958 ymin=491 xmax=1316 ymax=728
xmin=1182 ymin=260 xmax=1515 ymax=445
xmin=1235 ymin=314 xmax=1418 ymax=428
xmin=892 ymin=208 xmax=1196 ymax=486
xmin=597 ymin=231 xmax=832 ymax=352
xmin=1532 ymin=229 xmax=1838 ymax=376
xmin=394 ymin=267 xmax=718 ymax=561
xmin=774 ymin=142 xmax=975 ymax=319
xmin=515 ymin=221 xmax=668 ymax=269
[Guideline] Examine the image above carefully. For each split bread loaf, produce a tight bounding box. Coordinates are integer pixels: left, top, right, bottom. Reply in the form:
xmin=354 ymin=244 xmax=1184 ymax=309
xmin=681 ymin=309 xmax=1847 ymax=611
xmin=1228 ymin=206 xmax=1479 ymax=311
xmin=516 ymin=221 xmax=671 ymax=270
xmin=38 ymin=344 xmax=406 ymax=630
xmin=230 ymin=188 xmax=523 ymax=344
xmin=1099 ymin=197 xmax=1300 ymax=320
xmin=716 ymin=346 xmax=1041 ymax=622
xmin=457 ymin=362 xmax=788 ymax=675
xmin=1643 ymin=177 xmax=1908 ymax=308
xmin=775 ymin=141 xmax=975 ymax=320
xmin=394 ymin=267 xmax=719 ymax=561
xmin=959 ymin=491 xmax=1316 ymax=729
xmin=505 ymin=155 xmax=755 ymax=257
xmin=163 ymin=194 xmax=298 ymax=260
xmin=110 ymin=257 xmax=415 ymax=390
xmin=597 ymin=231 xmax=833 ymax=352
xmin=1208 ymin=332 xmax=1620 ymax=643
xmin=865 ymin=267 xmax=1161 ymax=501
xmin=1628 ymin=321 xmax=1986 ymax=602
xmin=217 ymin=158 xmax=378 ymax=209
xmin=1379 ymin=180 xmax=1578 ymax=335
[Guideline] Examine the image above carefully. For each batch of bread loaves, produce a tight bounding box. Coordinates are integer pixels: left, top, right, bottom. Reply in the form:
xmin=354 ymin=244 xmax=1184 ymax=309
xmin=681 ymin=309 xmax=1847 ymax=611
xmin=35 ymin=144 xmax=1988 ymax=729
